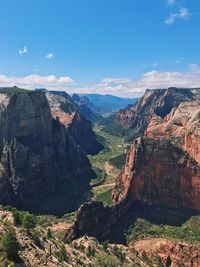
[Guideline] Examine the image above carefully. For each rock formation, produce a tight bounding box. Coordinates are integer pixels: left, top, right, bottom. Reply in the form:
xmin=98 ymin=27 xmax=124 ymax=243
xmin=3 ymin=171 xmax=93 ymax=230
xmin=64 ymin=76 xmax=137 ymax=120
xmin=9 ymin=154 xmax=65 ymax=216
xmin=66 ymin=201 xmax=132 ymax=242
xmin=0 ymin=88 xmax=95 ymax=213
xmin=132 ymin=238 xmax=200 ymax=267
xmin=116 ymin=87 xmax=200 ymax=133
xmin=47 ymin=91 xmax=103 ymax=155
xmin=113 ymin=137 xmax=200 ymax=211
xmin=146 ymin=99 xmax=200 ymax=164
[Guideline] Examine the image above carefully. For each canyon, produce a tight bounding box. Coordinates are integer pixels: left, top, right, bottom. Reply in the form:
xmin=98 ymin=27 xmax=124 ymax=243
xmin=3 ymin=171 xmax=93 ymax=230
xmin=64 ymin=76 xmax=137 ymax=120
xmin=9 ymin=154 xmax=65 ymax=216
xmin=67 ymin=87 xmax=200 ymax=247
xmin=0 ymin=86 xmax=200 ymax=266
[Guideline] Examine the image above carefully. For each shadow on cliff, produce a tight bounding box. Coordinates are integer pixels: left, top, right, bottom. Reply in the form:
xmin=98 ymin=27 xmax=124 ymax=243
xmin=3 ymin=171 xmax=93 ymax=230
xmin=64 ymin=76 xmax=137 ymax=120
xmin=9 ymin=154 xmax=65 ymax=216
xmin=18 ymin=176 xmax=92 ymax=216
xmin=108 ymin=201 xmax=199 ymax=244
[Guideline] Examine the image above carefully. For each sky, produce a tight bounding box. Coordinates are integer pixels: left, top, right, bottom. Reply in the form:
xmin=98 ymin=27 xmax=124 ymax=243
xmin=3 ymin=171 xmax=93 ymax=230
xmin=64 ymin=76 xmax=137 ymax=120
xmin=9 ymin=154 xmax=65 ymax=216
xmin=0 ymin=0 xmax=200 ymax=97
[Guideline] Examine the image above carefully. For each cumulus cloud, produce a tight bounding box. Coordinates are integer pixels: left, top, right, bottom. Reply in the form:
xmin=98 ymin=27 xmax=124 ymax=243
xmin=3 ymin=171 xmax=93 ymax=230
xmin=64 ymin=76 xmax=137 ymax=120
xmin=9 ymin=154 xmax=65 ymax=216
xmin=19 ymin=46 xmax=28 ymax=55
xmin=0 ymin=74 xmax=74 ymax=90
xmin=1 ymin=65 xmax=200 ymax=97
xmin=165 ymin=7 xmax=190 ymax=24
xmin=45 ymin=53 xmax=54 ymax=60
xmin=74 ymin=64 xmax=200 ymax=97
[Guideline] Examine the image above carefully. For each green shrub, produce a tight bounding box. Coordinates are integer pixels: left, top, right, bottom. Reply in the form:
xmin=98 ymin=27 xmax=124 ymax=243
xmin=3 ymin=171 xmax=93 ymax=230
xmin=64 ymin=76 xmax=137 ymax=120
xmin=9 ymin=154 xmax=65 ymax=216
xmin=87 ymin=245 xmax=96 ymax=257
xmin=94 ymin=251 xmax=120 ymax=267
xmin=56 ymin=244 xmax=68 ymax=262
xmin=22 ymin=213 xmax=36 ymax=231
xmin=2 ymin=228 xmax=20 ymax=261
xmin=12 ymin=210 xmax=23 ymax=226
xmin=102 ymin=240 xmax=109 ymax=251
xmin=47 ymin=228 xmax=52 ymax=239
xmin=31 ymin=230 xmax=42 ymax=248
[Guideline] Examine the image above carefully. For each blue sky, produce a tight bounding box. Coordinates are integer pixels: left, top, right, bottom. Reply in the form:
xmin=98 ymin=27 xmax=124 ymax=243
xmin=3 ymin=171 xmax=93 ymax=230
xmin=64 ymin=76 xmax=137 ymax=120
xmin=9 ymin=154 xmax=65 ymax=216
xmin=0 ymin=0 xmax=200 ymax=97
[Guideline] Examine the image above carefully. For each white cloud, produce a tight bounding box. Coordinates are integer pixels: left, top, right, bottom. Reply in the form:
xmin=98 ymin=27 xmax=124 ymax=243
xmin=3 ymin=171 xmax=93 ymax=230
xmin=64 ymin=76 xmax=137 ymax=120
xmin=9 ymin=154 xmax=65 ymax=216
xmin=165 ymin=7 xmax=190 ymax=24
xmin=1 ymin=65 xmax=200 ymax=97
xmin=45 ymin=53 xmax=54 ymax=60
xmin=19 ymin=46 xmax=28 ymax=55
xmin=0 ymin=74 xmax=74 ymax=90
xmin=73 ymin=64 xmax=200 ymax=97
xmin=167 ymin=0 xmax=175 ymax=6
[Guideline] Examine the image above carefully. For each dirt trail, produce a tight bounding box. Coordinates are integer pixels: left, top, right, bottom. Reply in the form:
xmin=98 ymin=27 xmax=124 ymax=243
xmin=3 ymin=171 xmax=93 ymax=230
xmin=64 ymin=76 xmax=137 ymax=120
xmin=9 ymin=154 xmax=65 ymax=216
xmin=51 ymin=222 xmax=71 ymax=233
xmin=93 ymin=183 xmax=115 ymax=190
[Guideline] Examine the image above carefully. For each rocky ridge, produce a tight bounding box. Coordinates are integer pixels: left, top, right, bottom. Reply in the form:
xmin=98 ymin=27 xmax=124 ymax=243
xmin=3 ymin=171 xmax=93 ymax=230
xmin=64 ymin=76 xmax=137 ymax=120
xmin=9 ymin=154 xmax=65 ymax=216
xmin=116 ymin=87 xmax=200 ymax=133
xmin=146 ymin=99 xmax=200 ymax=164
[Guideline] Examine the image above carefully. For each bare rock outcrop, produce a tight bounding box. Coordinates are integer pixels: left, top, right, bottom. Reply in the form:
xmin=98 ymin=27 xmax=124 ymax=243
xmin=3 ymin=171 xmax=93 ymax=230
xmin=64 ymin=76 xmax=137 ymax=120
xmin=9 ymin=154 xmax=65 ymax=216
xmin=0 ymin=88 xmax=95 ymax=213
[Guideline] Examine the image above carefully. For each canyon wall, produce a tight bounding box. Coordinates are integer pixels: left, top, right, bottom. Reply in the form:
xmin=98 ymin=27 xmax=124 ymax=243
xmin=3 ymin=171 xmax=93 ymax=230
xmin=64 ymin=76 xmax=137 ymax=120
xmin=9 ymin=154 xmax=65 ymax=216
xmin=47 ymin=91 xmax=103 ymax=155
xmin=113 ymin=138 xmax=200 ymax=211
xmin=0 ymin=89 xmax=95 ymax=212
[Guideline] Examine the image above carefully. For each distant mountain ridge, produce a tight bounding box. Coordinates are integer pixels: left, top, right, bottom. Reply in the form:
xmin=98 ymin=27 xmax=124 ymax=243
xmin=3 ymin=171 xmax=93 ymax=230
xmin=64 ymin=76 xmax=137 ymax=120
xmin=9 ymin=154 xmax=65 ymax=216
xmin=80 ymin=93 xmax=138 ymax=115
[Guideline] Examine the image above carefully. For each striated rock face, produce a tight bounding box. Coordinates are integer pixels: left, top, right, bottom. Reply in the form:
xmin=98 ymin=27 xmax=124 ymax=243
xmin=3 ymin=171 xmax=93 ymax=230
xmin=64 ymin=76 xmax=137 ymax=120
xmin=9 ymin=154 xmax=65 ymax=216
xmin=116 ymin=87 xmax=200 ymax=133
xmin=0 ymin=89 xmax=95 ymax=212
xmin=146 ymin=99 xmax=200 ymax=164
xmin=47 ymin=91 xmax=103 ymax=155
xmin=113 ymin=137 xmax=200 ymax=211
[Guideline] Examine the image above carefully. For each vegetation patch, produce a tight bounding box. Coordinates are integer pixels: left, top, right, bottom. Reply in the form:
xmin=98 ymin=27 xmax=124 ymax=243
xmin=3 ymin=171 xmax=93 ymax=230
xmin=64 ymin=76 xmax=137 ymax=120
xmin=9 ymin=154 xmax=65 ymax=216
xmin=92 ymin=187 xmax=113 ymax=206
xmin=126 ymin=216 xmax=200 ymax=246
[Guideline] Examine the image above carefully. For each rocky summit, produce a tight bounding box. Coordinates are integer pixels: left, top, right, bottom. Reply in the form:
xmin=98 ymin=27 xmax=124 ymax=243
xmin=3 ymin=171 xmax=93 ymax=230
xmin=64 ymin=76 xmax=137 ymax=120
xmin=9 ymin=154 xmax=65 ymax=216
xmin=116 ymin=87 xmax=200 ymax=133
xmin=0 ymin=88 xmax=95 ymax=213
xmin=47 ymin=91 xmax=103 ymax=155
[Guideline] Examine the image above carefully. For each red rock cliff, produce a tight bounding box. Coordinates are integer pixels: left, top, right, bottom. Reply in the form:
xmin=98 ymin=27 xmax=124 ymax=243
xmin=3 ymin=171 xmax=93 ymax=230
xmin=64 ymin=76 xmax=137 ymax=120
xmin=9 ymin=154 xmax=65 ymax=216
xmin=113 ymin=138 xmax=200 ymax=211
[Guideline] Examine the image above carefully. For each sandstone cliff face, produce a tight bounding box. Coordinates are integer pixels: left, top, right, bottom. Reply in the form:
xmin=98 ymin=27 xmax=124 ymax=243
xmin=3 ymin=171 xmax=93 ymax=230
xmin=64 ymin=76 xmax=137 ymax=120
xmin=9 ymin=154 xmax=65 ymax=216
xmin=146 ymin=100 xmax=200 ymax=164
xmin=116 ymin=87 xmax=199 ymax=133
xmin=47 ymin=92 xmax=103 ymax=155
xmin=0 ymin=90 xmax=95 ymax=212
xmin=113 ymin=138 xmax=200 ymax=211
